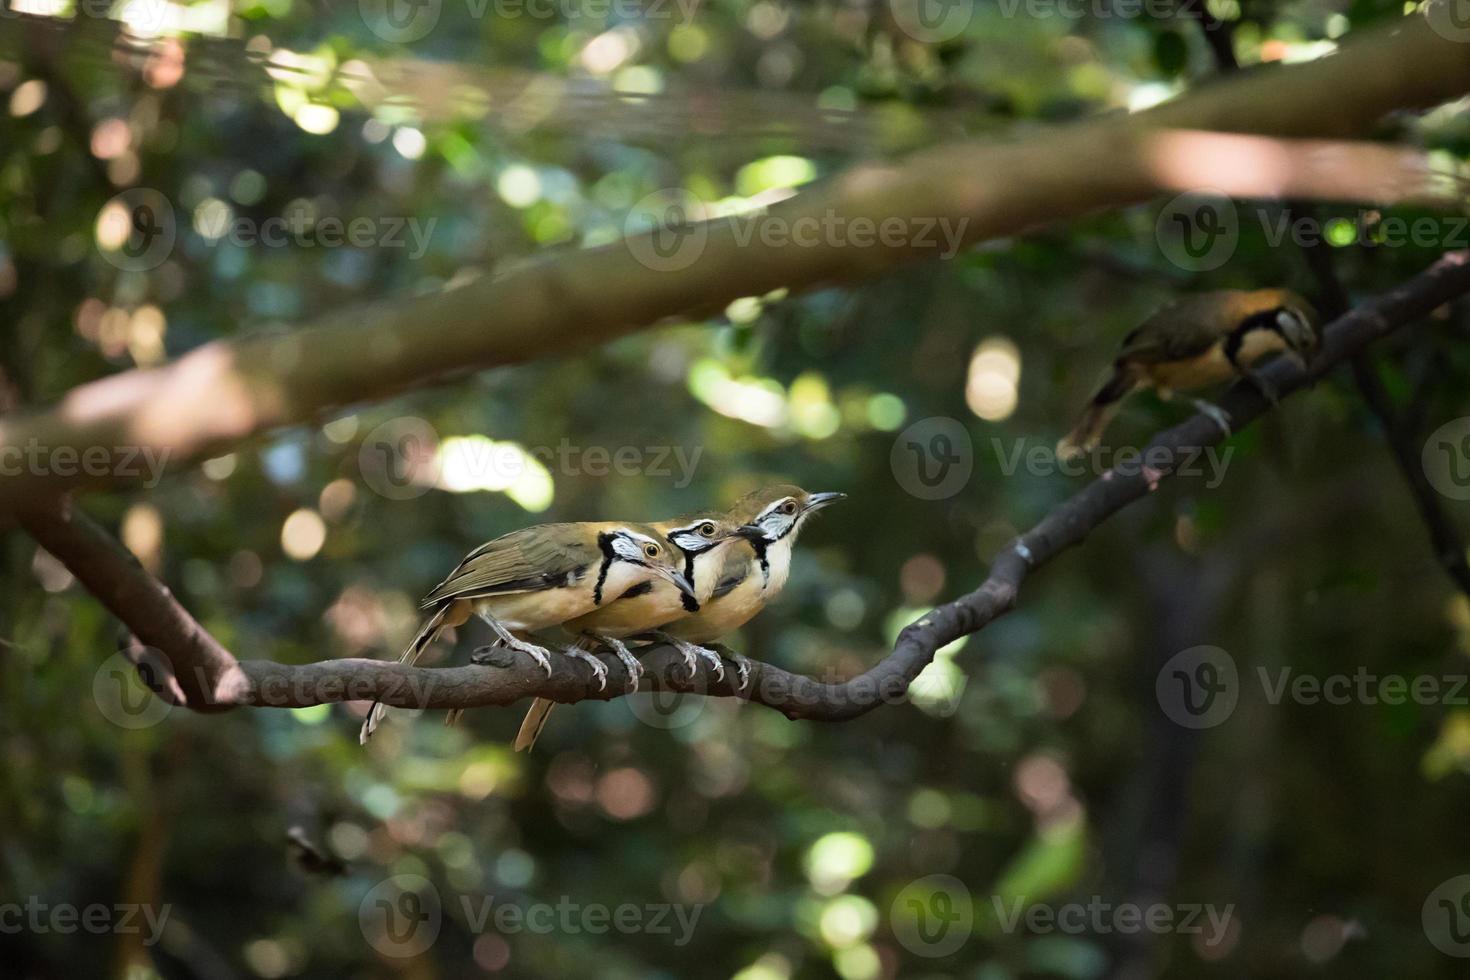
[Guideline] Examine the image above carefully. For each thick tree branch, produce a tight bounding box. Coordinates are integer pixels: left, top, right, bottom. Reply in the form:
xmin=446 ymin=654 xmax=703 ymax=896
xmin=1 ymin=16 xmax=1467 ymax=509
xmin=26 ymin=252 xmax=1470 ymax=722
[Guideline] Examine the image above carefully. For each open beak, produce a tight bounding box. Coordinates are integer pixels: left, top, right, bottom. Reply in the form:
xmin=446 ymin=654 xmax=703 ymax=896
xmin=805 ymin=491 xmax=847 ymax=512
xmin=659 ymin=565 xmax=697 ymax=599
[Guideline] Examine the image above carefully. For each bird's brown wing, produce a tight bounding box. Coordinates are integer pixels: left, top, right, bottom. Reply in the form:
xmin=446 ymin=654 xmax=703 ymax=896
xmin=421 ymin=524 xmax=599 ymax=607
xmin=1115 ymin=292 xmax=1239 ymax=364
xmin=708 ymin=546 xmax=754 ymax=600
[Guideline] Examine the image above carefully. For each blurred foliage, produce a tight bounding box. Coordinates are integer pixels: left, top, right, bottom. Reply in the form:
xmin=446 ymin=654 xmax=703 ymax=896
xmin=3 ymin=0 xmax=1470 ymax=978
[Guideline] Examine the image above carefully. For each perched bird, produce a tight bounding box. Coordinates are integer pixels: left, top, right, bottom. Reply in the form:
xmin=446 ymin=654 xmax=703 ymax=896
xmin=512 ymin=512 xmax=748 ymax=751
xmin=1057 ymin=289 xmax=1318 ymax=459
xmin=662 ymin=484 xmax=846 ymax=647
xmin=359 ymin=522 xmax=695 ymax=743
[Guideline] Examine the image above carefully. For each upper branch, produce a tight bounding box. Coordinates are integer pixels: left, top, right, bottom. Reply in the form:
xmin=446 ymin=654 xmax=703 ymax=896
xmin=1 ymin=16 xmax=1467 ymax=510
xmin=26 ymin=252 xmax=1470 ymax=722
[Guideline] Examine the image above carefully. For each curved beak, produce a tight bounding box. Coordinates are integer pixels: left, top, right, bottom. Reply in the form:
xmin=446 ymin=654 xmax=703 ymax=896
xmin=658 ymin=565 xmax=697 ymax=599
xmin=805 ymin=491 xmax=847 ymax=512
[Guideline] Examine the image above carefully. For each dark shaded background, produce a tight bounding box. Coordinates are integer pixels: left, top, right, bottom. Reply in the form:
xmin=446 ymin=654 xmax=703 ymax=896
xmin=3 ymin=1 xmax=1470 ymax=977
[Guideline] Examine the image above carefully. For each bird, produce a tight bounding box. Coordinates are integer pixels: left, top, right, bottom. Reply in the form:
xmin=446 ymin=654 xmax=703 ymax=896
xmin=1056 ymin=289 xmax=1318 ymax=460
xmin=358 ymin=522 xmax=695 ymax=743
xmin=511 ymin=512 xmax=749 ymax=751
xmin=661 ymin=484 xmax=846 ymax=648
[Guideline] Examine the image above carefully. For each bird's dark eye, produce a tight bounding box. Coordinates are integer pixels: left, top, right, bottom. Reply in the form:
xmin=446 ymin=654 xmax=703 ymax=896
xmin=700 ymin=523 xmax=715 ymax=536
xmin=782 ymin=501 xmax=797 ymax=515
xmin=644 ymin=544 xmax=659 ymax=558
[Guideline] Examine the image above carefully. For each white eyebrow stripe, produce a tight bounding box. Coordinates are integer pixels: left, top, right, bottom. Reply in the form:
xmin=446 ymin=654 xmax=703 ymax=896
xmin=758 ymin=498 xmax=794 ymax=520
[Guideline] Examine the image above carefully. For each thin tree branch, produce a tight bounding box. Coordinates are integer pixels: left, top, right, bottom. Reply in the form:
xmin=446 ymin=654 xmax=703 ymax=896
xmin=1349 ymin=354 xmax=1470 ymax=596
xmin=1183 ymin=0 xmax=1470 ymax=599
xmin=0 ymin=16 xmax=1466 ymax=510
xmin=1288 ymin=197 xmax=1470 ymax=598
xmin=23 ymin=252 xmax=1470 ymax=722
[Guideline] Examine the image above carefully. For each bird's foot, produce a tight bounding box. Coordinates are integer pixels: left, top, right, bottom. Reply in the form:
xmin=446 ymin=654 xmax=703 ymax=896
xmin=591 ymin=635 xmax=643 ymax=691
xmin=1190 ymin=398 xmax=1233 ymax=438
xmin=653 ymin=631 xmax=725 ymax=682
xmin=472 ymin=637 xmax=554 ymax=676
xmin=723 ymin=649 xmax=753 ymax=691
xmin=561 ymin=645 xmax=608 ymax=691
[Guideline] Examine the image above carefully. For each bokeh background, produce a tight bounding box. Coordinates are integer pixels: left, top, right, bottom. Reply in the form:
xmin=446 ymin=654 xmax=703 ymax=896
xmin=4 ymin=1 xmax=1470 ymax=978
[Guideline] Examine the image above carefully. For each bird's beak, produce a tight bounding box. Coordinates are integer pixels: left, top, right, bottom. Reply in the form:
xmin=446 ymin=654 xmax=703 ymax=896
xmin=734 ymin=523 xmax=767 ymax=541
xmin=659 ymin=565 xmax=697 ymax=599
xmin=805 ymin=491 xmax=847 ymax=512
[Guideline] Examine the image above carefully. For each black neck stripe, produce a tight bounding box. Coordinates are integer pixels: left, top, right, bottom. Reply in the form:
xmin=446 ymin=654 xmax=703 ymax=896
xmin=593 ymin=532 xmax=616 ymax=606
xmin=751 ymin=537 xmax=771 ymax=585
xmin=680 ymin=549 xmax=700 ymax=612
xmin=1224 ymin=309 xmax=1284 ymax=365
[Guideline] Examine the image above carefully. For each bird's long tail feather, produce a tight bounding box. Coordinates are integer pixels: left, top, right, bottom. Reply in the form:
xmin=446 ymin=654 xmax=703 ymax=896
xmin=513 ymin=698 xmax=556 ymax=752
xmin=359 ymin=605 xmax=450 ymax=744
xmin=1057 ymin=366 xmax=1139 ymax=460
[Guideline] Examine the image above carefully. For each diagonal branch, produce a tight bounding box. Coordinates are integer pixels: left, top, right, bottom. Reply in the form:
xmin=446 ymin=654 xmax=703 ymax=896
xmin=24 ymin=252 xmax=1470 ymax=723
xmin=0 ymin=16 xmax=1467 ymax=510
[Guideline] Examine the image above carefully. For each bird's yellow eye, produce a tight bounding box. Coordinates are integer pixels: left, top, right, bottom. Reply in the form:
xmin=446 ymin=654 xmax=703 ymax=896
xmin=700 ymin=523 xmax=715 ymax=536
xmin=781 ymin=501 xmax=797 ymax=515
xmin=644 ymin=544 xmax=659 ymax=558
